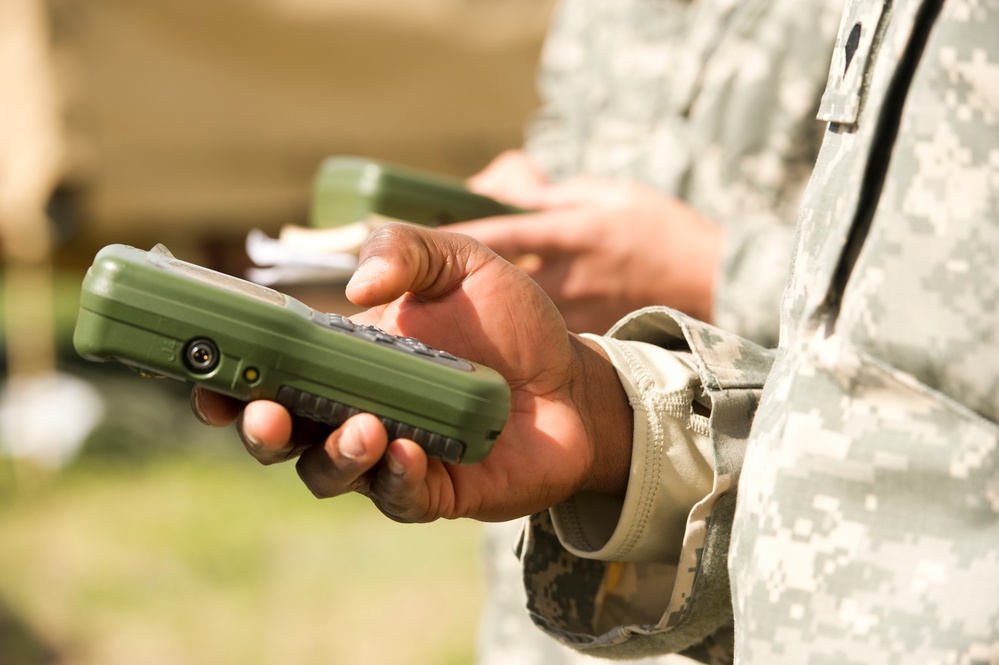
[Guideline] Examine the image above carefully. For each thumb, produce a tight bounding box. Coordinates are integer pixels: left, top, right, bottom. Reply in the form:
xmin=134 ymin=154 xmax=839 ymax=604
xmin=345 ymin=223 xmax=495 ymax=307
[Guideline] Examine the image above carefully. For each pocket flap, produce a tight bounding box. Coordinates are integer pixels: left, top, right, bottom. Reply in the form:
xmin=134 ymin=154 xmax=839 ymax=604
xmin=817 ymin=0 xmax=887 ymax=125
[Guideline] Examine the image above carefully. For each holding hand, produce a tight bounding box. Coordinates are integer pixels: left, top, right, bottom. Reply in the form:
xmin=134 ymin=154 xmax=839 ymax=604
xmin=465 ymin=149 xmax=551 ymax=209
xmin=459 ymin=163 xmax=723 ymax=334
xmin=193 ymin=224 xmax=632 ymax=523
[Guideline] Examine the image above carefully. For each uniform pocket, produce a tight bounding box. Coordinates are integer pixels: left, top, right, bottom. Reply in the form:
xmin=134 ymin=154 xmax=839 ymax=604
xmin=732 ymin=335 xmax=999 ymax=662
xmin=808 ymin=336 xmax=999 ymax=520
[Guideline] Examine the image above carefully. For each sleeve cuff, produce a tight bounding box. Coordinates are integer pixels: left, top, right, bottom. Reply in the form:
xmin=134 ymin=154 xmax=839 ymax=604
xmin=548 ymin=334 xmax=714 ymax=564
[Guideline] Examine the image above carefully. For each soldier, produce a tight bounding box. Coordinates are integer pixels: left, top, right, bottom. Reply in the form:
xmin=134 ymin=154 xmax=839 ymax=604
xmin=194 ymin=0 xmax=999 ymax=662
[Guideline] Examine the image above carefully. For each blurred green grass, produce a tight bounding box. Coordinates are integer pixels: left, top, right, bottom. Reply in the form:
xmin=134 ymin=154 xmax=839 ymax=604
xmin=0 ymin=365 xmax=486 ymax=665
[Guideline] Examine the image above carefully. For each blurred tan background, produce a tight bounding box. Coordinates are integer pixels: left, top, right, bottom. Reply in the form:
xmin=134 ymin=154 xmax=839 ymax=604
xmin=1 ymin=0 xmax=554 ymax=389
xmin=0 ymin=1 xmax=554 ymax=663
xmin=47 ymin=0 xmax=551 ymax=255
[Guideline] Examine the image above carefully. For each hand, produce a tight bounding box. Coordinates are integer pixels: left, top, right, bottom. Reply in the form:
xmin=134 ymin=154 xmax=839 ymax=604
xmin=450 ymin=176 xmax=724 ymax=334
xmin=192 ymin=223 xmax=632 ymax=523
xmin=465 ymin=149 xmax=549 ymax=209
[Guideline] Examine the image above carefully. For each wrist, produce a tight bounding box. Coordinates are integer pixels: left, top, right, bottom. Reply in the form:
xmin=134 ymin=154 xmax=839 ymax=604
xmin=568 ymin=334 xmax=633 ymax=497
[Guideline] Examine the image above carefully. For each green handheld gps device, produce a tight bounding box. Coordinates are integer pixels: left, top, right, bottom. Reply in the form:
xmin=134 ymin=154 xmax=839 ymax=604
xmin=73 ymin=244 xmax=510 ymax=464
xmin=310 ymin=156 xmax=523 ymax=228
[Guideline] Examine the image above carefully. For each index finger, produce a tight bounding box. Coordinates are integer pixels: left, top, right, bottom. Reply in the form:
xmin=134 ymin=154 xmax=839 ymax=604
xmin=448 ymin=212 xmax=574 ymax=260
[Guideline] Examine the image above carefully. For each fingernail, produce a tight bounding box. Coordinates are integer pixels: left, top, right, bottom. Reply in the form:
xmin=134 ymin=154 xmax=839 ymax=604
xmin=190 ymin=389 xmax=209 ymax=425
xmin=348 ymin=257 xmax=388 ymax=289
xmin=339 ymin=422 xmax=366 ymax=460
xmin=236 ymin=411 xmax=262 ymax=449
xmin=385 ymin=448 xmax=406 ymax=477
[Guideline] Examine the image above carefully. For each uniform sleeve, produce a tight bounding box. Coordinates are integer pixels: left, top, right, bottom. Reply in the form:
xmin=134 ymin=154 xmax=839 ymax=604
xmin=519 ymin=307 xmax=774 ymax=660
xmin=702 ymin=0 xmax=842 ymax=349
xmin=520 ymin=0 xmax=579 ymax=181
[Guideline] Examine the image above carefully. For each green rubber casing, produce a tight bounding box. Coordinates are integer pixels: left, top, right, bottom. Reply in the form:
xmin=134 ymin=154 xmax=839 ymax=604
xmin=73 ymin=244 xmax=509 ymax=464
xmin=310 ymin=156 xmax=522 ymax=228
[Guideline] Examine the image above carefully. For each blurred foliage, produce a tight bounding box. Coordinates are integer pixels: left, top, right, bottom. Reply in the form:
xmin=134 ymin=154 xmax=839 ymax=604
xmin=0 ymin=267 xmax=86 ymax=364
xmin=0 ymin=405 xmax=486 ymax=665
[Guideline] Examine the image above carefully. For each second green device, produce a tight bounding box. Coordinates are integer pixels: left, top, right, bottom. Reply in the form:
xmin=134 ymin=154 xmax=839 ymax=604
xmin=310 ymin=156 xmax=523 ymax=228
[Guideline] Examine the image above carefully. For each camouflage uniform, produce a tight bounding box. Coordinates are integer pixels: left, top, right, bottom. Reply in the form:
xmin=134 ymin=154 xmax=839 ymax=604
xmin=524 ymin=0 xmax=842 ymax=348
xmin=479 ymin=0 xmax=841 ymax=662
xmin=519 ymin=0 xmax=999 ymax=662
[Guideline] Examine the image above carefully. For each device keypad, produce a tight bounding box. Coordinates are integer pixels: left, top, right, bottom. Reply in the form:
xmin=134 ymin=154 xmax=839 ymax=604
xmin=313 ymin=312 xmax=473 ymax=371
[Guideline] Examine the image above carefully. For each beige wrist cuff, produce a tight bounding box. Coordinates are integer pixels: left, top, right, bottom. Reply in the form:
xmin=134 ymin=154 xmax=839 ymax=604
xmin=549 ymin=334 xmax=714 ymax=564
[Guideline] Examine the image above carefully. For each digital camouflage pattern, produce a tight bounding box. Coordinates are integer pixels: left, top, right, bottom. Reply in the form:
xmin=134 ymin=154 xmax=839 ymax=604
xmin=524 ymin=0 xmax=842 ymax=348
xmin=521 ymin=0 xmax=999 ymax=662
xmin=733 ymin=0 xmax=999 ymax=661
xmin=478 ymin=0 xmax=841 ymax=662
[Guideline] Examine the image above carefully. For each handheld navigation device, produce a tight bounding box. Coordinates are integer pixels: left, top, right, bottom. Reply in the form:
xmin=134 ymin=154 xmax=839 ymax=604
xmin=73 ymin=244 xmax=509 ymax=464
